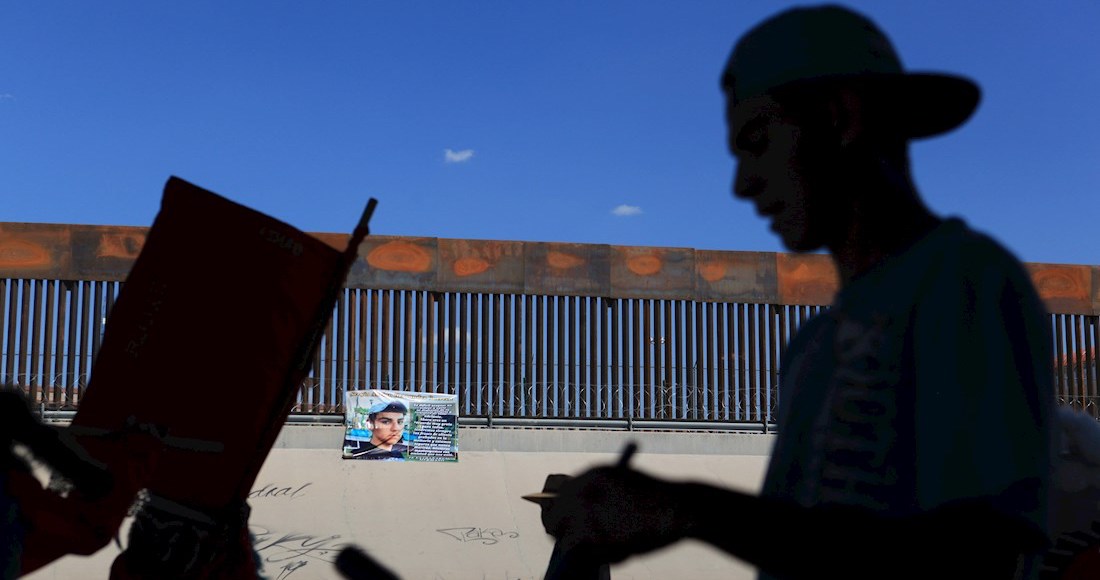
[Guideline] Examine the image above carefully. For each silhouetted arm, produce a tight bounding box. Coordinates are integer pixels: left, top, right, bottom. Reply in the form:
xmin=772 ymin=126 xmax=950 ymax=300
xmin=684 ymin=481 xmax=1046 ymax=579
xmin=546 ymin=466 xmax=1046 ymax=579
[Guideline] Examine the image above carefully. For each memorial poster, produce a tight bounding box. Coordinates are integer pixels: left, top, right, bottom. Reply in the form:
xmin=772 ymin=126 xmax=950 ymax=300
xmin=342 ymin=389 xmax=458 ymax=462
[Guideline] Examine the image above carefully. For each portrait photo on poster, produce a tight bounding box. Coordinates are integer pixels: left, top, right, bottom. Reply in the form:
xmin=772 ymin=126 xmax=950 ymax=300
xmin=343 ymin=389 xmax=459 ymax=462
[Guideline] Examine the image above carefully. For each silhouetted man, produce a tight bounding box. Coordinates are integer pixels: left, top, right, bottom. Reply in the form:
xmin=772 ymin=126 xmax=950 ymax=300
xmin=546 ymin=5 xmax=1053 ymax=579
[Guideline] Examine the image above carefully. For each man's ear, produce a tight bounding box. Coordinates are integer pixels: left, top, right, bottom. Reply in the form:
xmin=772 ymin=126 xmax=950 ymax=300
xmin=826 ymin=86 xmax=865 ymax=148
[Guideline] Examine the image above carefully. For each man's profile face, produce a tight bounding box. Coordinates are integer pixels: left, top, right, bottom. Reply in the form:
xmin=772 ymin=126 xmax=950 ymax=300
xmin=726 ymin=93 xmax=841 ymax=253
xmin=369 ymin=411 xmax=405 ymax=448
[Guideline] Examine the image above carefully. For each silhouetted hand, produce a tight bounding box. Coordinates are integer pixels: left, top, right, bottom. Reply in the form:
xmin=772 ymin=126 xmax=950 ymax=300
xmin=1 ymin=389 xmax=113 ymax=500
xmin=544 ymin=462 xmax=694 ymax=564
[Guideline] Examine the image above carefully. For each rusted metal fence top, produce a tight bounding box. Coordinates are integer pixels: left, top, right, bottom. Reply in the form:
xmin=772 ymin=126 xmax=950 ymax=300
xmin=1 ymin=222 xmax=1097 ymax=314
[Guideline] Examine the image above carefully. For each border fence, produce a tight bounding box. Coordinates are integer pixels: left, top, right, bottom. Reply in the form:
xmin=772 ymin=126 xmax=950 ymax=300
xmin=1 ymin=222 xmax=1096 ymax=426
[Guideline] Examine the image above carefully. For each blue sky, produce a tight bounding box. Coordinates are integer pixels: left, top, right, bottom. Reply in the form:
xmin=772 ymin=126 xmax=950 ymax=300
xmin=2 ymin=1 xmax=1098 ymax=265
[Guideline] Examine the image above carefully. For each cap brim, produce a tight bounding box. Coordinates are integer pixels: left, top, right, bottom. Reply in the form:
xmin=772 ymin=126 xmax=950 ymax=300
xmin=727 ymin=72 xmax=980 ymax=141
xmin=895 ymin=73 xmax=981 ymax=139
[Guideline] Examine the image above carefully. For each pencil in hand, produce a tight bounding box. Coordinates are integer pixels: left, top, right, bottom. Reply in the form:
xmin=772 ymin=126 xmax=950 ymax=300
xmin=617 ymin=441 xmax=638 ymax=468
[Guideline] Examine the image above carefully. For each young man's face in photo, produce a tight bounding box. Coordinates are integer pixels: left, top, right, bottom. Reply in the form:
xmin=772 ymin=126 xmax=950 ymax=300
xmin=369 ymin=411 xmax=405 ymax=448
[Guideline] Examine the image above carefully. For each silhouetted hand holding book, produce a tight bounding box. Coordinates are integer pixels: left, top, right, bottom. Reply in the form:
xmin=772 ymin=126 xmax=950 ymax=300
xmin=543 ymin=443 xmax=694 ymax=567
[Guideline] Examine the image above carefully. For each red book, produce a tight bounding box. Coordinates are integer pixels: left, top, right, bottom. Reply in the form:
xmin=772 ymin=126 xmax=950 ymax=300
xmin=17 ymin=177 xmax=373 ymax=578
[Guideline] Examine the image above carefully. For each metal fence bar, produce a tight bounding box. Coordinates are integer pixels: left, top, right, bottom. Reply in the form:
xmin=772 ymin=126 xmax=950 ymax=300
xmin=1090 ymin=317 xmax=1099 ymax=417
xmin=559 ymin=296 xmax=568 ymax=417
xmin=17 ymin=279 xmax=31 ymax=390
xmin=486 ymin=293 xmax=497 ymax=416
xmin=502 ymin=294 xmax=513 ymax=414
xmin=44 ymin=282 xmax=55 ymax=401
xmin=4 ymin=279 xmax=17 ymax=386
xmin=63 ymin=281 xmax=79 ymax=407
xmin=536 ymin=295 xmax=546 ymax=417
xmin=571 ymin=297 xmax=580 ymax=418
xmin=1055 ymin=314 xmax=1068 ymax=407
xmin=42 ymin=280 xmax=57 ymax=406
xmin=467 ymin=292 xmax=479 ymax=410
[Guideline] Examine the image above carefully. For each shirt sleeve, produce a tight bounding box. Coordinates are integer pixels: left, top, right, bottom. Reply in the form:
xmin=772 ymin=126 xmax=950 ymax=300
xmin=911 ymin=237 xmax=1053 ymax=539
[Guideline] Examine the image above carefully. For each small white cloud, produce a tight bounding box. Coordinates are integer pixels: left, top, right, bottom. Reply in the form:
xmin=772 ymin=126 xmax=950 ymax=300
xmin=0 ymin=94 xmax=14 ymax=101
xmin=444 ymin=148 xmax=474 ymax=163
xmin=612 ymin=204 xmax=643 ymax=217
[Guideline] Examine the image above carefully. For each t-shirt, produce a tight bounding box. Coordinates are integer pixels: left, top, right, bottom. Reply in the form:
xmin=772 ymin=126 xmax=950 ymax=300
xmin=759 ymin=218 xmax=1053 ymax=578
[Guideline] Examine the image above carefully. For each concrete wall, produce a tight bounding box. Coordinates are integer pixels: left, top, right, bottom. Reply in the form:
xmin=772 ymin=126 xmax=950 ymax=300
xmin=25 ymin=426 xmax=775 ymax=580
